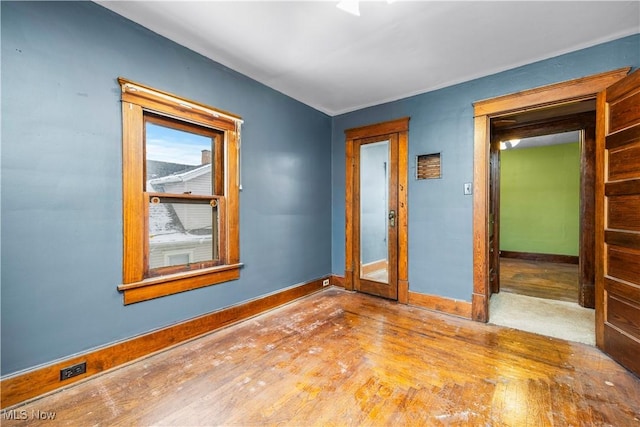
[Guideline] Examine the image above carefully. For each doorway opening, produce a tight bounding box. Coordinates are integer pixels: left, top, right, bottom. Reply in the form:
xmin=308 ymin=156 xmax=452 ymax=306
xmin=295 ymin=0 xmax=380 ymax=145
xmin=489 ymin=117 xmax=597 ymax=344
xmin=489 ymin=104 xmax=596 ymax=302
xmin=498 ymin=130 xmax=582 ymax=302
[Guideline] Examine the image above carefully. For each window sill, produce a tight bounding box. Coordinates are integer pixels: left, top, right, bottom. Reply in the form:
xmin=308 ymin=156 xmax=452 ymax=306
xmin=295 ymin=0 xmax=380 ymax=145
xmin=118 ymin=263 xmax=243 ymax=304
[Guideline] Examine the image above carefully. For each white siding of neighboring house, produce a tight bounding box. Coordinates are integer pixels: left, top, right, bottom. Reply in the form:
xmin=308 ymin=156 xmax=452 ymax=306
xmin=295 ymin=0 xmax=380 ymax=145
xmin=148 ymin=236 xmax=214 ymax=269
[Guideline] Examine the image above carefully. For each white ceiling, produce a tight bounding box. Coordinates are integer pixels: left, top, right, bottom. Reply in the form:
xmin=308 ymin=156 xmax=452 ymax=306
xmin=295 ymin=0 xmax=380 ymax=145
xmin=97 ymin=1 xmax=639 ymax=116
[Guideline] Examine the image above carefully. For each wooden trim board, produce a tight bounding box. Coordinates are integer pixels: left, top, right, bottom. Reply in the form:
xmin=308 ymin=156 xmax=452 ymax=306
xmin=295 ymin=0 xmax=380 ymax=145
xmin=0 ymin=277 xmax=328 ymax=409
xmin=408 ymin=291 xmax=473 ymax=319
xmin=500 ymin=251 xmax=579 ymax=265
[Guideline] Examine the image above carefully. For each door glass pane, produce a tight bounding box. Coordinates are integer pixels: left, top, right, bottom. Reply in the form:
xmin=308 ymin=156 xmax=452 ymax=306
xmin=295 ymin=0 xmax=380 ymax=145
xmin=148 ymin=200 xmax=219 ymax=270
xmin=145 ymin=122 xmax=214 ymax=196
xmin=360 ymin=140 xmax=389 ymax=283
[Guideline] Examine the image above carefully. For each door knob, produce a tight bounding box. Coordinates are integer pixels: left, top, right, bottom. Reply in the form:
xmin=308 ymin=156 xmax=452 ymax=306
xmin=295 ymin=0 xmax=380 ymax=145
xmin=389 ymin=210 xmax=396 ymax=227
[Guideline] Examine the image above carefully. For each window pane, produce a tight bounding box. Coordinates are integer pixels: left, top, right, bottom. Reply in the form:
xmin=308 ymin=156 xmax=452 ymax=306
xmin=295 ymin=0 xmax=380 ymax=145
xmin=148 ymin=201 xmax=219 ymax=270
xmin=145 ymin=122 xmax=214 ymax=195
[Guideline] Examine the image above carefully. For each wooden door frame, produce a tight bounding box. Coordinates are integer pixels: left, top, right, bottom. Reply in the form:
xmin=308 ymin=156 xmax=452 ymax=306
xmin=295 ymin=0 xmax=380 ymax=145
xmin=471 ymin=68 xmax=630 ymax=322
xmin=345 ymin=117 xmax=410 ymax=303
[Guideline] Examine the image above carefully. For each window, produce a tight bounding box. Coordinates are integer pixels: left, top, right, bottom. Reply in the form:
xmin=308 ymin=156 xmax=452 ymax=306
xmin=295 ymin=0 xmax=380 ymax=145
xmin=118 ymin=78 xmax=242 ymax=304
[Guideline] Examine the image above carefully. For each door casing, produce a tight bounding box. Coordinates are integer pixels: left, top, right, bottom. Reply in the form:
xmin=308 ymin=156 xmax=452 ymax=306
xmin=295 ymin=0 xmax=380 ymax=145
xmin=345 ymin=117 xmax=409 ymax=303
xmin=471 ymin=67 xmax=631 ymax=323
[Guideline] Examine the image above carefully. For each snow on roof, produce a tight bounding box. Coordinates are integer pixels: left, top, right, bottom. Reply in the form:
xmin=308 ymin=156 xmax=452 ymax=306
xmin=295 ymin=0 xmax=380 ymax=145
xmin=148 ymin=163 xmax=211 ymax=185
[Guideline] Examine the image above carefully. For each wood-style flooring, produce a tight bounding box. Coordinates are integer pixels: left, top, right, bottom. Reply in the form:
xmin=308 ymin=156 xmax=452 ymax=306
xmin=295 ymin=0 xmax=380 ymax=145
xmin=499 ymin=257 xmax=579 ymax=302
xmin=3 ymin=288 xmax=639 ymax=426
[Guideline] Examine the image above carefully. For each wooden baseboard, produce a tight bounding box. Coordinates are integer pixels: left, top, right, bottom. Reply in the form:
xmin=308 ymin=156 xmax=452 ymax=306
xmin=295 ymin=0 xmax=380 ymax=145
xmin=408 ymin=291 xmax=472 ymax=319
xmin=331 ymin=275 xmax=345 ymax=288
xmin=500 ymin=251 xmax=579 ymax=265
xmin=0 ymin=276 xmax=328 ymax=409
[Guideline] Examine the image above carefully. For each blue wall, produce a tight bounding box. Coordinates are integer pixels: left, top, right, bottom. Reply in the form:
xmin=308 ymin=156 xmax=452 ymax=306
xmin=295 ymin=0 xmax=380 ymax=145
xmin=331 ymin=34 xmax=639 ymax=301
xmin=1 ymin=1 xmax=331 ymax=375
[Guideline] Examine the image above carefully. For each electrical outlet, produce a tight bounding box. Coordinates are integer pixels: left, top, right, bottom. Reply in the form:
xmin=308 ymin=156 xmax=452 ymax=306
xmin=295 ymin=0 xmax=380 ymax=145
xmin=323 ymin=279 xmax=330 ymax=287
xmin=60 ymin=362 xmax=86 ymax=381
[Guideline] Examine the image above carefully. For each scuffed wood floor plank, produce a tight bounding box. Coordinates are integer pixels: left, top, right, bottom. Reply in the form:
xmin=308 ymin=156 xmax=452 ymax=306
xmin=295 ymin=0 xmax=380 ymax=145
xmin=2 ymin=288 xmax=639 ymax=426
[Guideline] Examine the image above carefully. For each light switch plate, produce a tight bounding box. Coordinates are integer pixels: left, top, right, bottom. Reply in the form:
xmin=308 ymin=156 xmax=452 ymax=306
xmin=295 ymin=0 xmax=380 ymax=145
xmin=464 ymin=182 xmax=472 ymax=195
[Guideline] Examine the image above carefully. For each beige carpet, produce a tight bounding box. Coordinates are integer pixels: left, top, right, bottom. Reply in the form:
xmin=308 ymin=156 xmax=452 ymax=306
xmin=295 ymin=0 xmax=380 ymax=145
xmin=489 ymin=292 xmax=595 ymax=346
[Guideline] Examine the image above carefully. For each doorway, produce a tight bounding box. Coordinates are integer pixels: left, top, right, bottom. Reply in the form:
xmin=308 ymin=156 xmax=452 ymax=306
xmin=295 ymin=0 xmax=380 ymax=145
xmin=490 ymin=124 xmax=597 ymax=344
xmin=490 ymin=106 xmax=596 ymax=305
xmin=344 ymin=117 xmax=409 ymax=303
xmin=470 ymin=67 xmax=631 ymax=323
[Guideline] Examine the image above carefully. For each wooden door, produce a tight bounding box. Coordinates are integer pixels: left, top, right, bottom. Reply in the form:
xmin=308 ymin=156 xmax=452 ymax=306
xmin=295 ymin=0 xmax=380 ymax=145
xmin=596 ymin=69 xmax=640 ymax=376
xmin=489 ymin=136 xmax=501 ymax=294
xmin=353 ymin=135 xmax=398 ymax=300
xmin=345 ymin=117 xmax=409 ymax=303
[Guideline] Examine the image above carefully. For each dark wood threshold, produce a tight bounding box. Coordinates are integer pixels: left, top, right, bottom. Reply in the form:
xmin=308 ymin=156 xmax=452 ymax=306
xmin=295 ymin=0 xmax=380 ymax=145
xmin=500 ymin=250 xmax=579 ymax=265
xmin=0 ymin=276 xmax=329 ymax=409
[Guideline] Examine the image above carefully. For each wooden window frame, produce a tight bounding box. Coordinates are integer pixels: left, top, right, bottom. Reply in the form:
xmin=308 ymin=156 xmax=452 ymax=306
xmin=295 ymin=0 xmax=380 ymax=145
xmin=117 ymin=78 xmax=242 ymax=304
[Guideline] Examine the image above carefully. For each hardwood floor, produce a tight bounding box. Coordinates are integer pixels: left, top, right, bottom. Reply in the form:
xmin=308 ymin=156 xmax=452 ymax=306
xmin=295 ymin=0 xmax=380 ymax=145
xmin=3 ymin=288 xmax=639 ymax=426
xmin=499 ymin=257 xmax=579 ymax=302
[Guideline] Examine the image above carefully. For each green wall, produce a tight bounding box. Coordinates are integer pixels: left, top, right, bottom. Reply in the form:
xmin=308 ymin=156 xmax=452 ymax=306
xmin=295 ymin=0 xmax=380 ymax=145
xmin=500 ymin=142 xmax=580 ymax=256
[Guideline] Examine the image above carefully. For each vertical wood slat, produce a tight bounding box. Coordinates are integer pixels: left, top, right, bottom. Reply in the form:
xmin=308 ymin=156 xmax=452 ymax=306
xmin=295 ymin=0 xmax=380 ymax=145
xmin=122 ymin=102 xmax=145 ymax=283
xmin=595 ymin=92 xmax=607 ymax=347
xmin=579 ymin=125 xmax=597 ymax=307
xmin=344 ymin=137 xmax=355 ymax=291
xmin=489 ymin=136 xmax=501 ymax=296
xmin=353 ymin=142 xmax=362 ymax=293
xmin=388 ymin=134 xmax=399 ymax=300
xmin=225 ymin=130 xmax=239 ymax=265
xmin=398 ymin=129 xmax=409 ymax=304
xmin=472 ymin=115 xmax=489 ymax=322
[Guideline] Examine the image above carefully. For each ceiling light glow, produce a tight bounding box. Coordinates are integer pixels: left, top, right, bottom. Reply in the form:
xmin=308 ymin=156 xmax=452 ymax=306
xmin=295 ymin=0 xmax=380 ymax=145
xmin=500 ymin=139 xmax=521 ymax=150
